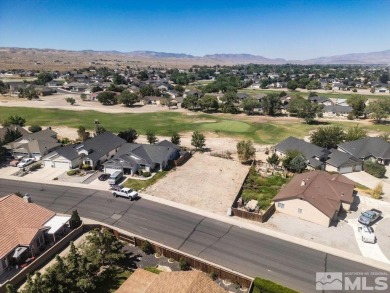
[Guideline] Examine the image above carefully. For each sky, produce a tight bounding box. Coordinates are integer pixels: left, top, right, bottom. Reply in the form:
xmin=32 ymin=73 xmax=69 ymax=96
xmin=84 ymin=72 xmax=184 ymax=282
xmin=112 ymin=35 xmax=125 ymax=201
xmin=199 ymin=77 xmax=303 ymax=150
xmin=0 ymin=0 xmax=389 ymax=60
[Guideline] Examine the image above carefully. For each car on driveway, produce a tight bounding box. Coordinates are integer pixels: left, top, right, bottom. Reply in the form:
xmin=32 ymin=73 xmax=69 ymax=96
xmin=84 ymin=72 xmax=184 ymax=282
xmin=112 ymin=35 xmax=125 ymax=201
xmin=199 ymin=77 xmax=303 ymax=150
xmin=98 ymin=173 xmax=110 ymax=181
xmin=358 ymin=226 xmax=376 ymax=244
xmin=358 ymin=209 xmax=382 ymax=225
xmin=17 ymin=158 xmax=35 ymax=168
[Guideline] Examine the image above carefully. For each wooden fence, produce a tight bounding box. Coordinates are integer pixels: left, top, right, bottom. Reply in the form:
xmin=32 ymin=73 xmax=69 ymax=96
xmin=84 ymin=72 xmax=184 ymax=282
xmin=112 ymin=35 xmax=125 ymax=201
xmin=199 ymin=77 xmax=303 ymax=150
xmin=231 ymin=203 xmax=275 ymax=223
xmin=173 ymin=151 xmax=192 ymax=167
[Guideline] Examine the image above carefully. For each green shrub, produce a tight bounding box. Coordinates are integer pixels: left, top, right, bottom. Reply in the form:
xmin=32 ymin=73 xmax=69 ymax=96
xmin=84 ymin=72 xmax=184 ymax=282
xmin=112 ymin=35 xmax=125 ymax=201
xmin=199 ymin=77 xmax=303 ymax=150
xmin=141 ymin=240 xmax=154 ymax=255
xmin=67 ymin=170 xmax=77 ymax=176
xmin=29 ymin=164 xmax=41 ymax=171
xmin=137 ymin=169 xmax=143 ymax=176
xmin=143 ymin=171 xmax=151 ymax=177
xmin=364 ymin=161 xmax=386 ymax=178
xmin=144 ymin=267 xmax=162 ymax=274
xmin=179 ymin=257 xmax=190 ymax=271
xmin=347 ymin=112 xmax=354 ymax=120
xmin=253 ymin=277 xmax=298 ymax=293
xmin=28 ymin=125 xmax=42 ymax=133
xmin=210 ymin=271 xmax=218 ymax=280
xmin=81 ymin=164 xmax=92 ymax=171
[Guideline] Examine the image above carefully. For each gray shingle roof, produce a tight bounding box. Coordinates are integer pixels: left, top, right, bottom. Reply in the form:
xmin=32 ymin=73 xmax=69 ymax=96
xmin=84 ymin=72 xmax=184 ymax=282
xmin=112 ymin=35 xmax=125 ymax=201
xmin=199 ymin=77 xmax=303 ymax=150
xmin=326 ymin=148 xmax=362 ymax=168
xmin=338 ymin=137 xmax=390 ymax=160
xmin=81 ymin=132 xmax=126 ymax=161
xmin=275 ymin=136 xmax=328 ymax=159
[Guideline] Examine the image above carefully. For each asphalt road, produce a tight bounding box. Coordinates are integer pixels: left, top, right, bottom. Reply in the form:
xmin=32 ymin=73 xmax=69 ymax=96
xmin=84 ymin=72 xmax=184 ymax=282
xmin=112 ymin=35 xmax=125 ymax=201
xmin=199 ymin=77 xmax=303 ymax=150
xmin=0 ymin=179 xmax=387 ymax=292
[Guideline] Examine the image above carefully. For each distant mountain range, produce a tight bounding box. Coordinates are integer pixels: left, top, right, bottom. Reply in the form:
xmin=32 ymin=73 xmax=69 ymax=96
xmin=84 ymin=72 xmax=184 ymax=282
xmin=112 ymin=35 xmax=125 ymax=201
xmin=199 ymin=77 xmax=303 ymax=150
xmin=1 ymin=47 xmax=390 ymax=65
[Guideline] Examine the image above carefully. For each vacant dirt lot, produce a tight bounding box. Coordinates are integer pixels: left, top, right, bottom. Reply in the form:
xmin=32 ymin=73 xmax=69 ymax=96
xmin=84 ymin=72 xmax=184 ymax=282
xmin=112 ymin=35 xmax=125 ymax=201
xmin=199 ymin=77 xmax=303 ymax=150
xmin=145 ymin=153 xmax=250 ymax=214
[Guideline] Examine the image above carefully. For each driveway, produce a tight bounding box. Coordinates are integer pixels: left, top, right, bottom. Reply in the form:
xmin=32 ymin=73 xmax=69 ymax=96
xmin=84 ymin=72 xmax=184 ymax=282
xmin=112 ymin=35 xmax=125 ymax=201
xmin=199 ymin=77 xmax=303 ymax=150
xmin=344 ymin=171 xmax=390 ymax=202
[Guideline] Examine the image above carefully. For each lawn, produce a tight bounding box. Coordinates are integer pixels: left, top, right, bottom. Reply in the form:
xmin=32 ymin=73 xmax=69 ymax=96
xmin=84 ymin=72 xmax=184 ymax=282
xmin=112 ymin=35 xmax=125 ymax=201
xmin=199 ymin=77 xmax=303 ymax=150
xmin=124 ymin=170 xmax=169 ymax=190
xmin=92 ymin=266 xmax=132 ymax=293
xmin=0 ymin=107 xmax=388 ymax=145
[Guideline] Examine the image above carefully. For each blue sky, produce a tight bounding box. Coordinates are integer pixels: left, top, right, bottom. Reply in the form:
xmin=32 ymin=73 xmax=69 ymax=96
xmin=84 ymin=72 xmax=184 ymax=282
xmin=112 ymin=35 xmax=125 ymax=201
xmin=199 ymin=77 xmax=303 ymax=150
xmin=0 ymin=0 xmax=389 ymax=59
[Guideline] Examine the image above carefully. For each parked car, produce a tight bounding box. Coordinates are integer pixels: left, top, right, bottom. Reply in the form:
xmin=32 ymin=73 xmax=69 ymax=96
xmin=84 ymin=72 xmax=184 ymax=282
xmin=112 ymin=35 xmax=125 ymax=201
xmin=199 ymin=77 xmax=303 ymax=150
xmin=98 ymin=173 xmax=110 ymax=181
xmin=17 ymin=158 xmax=35 ymax=168
xmin=358 ymin=226 xmax=376 ymax=244
xmin=112 ymin=187 xmax=139 ymax=200
xmin=358 ymin=209 xmax=382 ymax=225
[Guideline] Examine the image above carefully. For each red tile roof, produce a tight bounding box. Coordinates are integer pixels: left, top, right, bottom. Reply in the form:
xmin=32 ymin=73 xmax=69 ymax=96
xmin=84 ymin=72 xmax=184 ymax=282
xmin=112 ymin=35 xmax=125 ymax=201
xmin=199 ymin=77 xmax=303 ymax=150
xmin=0 ymin=194 xmax=55 ymax=259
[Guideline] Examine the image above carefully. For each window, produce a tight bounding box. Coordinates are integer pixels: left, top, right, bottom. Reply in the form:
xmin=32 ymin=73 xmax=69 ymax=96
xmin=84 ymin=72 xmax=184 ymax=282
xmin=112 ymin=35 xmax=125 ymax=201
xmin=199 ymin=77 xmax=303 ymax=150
xmin=277 ymin=203 xmax=284 ymax=208
xmin=298 ymin=208 xmax=303 ymax=214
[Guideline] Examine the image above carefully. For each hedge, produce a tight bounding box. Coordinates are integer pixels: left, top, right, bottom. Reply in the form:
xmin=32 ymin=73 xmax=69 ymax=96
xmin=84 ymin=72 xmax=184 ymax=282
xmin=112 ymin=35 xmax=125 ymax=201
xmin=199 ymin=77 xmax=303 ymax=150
xmin=252 ymin=277 xmax=298 ymax=293
xmin=363 ymin=161 xmax=386 ymax=178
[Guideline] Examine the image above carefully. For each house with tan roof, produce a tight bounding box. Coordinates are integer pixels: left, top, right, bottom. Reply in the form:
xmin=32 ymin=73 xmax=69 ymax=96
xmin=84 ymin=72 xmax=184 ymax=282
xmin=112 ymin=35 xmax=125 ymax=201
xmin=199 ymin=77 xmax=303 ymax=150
xmin=0 ymin=194 xmax=69 ymax=275
xmin=116 ymin=269 xmax=227 ymax=293
xmin=273 ymin=171 xmax=355 ymax=226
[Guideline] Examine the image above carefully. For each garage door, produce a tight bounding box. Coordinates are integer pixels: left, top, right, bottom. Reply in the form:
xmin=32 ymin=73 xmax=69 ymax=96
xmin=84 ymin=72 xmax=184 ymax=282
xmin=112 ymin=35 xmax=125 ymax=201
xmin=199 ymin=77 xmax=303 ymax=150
xmin=104 ymin=167 xmax=123 ymax=175
xmin=54 ymin=161 xmax=70 ymax=169
xmin=339 ymin=166 xmax=353 ymax=174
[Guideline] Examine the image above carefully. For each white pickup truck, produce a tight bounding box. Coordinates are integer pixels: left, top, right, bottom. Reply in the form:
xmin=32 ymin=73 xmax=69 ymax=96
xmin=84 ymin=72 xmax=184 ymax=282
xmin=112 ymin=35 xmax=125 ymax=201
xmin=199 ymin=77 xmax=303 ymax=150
xmin=358 ymin=226 xmax=376 ymax=244
xmin=112 ymin=188 xmax=139 ymax=200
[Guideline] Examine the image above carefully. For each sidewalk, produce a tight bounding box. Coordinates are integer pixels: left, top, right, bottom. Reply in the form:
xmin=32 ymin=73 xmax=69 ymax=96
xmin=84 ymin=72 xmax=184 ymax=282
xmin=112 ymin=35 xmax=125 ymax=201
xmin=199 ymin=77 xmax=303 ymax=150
xmin=2 ymin=172 xmax=390 ymax=271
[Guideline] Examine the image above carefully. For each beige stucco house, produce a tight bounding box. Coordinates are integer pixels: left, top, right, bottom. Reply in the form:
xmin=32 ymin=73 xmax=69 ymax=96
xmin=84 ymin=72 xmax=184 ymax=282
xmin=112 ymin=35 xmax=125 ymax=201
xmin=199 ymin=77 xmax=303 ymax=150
xmin=273 ymin=171 xmax=355 ymax=227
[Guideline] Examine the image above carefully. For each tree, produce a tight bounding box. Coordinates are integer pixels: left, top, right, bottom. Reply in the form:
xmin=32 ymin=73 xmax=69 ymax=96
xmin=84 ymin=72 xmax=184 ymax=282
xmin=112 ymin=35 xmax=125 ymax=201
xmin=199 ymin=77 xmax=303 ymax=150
xmin=146 ymin=130 xmax=158 ymax=144
xmin=77 ymin=126 xmax=90 ymax=141
xmin=80 ymin=93 xmax=87 ymax=101
xmin=97 ymin=91 xmax=118 ymax=105
xmin=91 ymin=86 xmax=103 ymax=93
xmin=5 ymin=284 xmax=17 ymax=293
xmin=85 ymin=228 xmax=125 ymax=266
xmin=367 ymin=99 xmax=390 ymax=123
xmin=2 ymin=115 xmax=26 ymax=127
xmin=198 ymin=95 xmax=219 ymax=112
xmin=37 ymin=72 xmax=53 ymax=84
xmin=261 ymin=93 xmax=281 ymax=116
xmin=174 ymin=85 xmax=185 ymax=93
xmin=236 ymin=140 xmax=256 ymax=163
xmin=347 ymin=95 xmax=367 ymax=118
xmin=118 ymin=128 xmax=138 ymax=143
xmin=24 ymin=87 xmax=40 ymax=100
xmin=191 ymin=131 xmax=206 ymax=151
xmin=266 ymin=153 xmax=280 ymax=167
xmin=119 ymin=90 xmax=139 ymax=107
xmin=242 ymin=98 xmax=260 ymax=114
xmin=65 ymin=97 xmax=76 ymax=105
xmin=140 ymin=84 xmax=157 ymax=97
xmin=95 ymin=125 xmax=106 ymax=135
xmin=69 ymin=210 xmax=82 ymax=229
xmin=287 ymin=96 xmax=323 ymax=124
xmin=28 ymin=125 xmax=42 ymax=133
xmin=171 ymin=132 xmax=181 ymax=145
xmin=282 ymin=150 xmax=305 ymax=171
xmin=182 ymin=94 xmax=199 ymax=110
xmin=1 ymin=128 xmax=22 ymax=144
xmin=112 ymin=73 xmax=127 ymax=85
xmin=310 ymin=126 xmax=345 ymax=149
xmin=289 ymin=155 xmax=307 ymax=173
xmin=379 ymin=72 xmax=389 ymax=84
xmin=344 ymin=125 xmax=367 ymax=141
xmin=287 ymin=80 xmax=298 ymax=90
xmin=306 ymin=80 xmax=321 ymax=90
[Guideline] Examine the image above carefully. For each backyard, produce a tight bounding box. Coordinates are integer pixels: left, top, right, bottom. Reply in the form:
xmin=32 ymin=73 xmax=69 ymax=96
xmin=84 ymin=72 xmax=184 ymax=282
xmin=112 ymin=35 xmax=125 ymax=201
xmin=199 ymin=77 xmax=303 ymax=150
xmin=241 ymin=167 xmax=289 ymax=210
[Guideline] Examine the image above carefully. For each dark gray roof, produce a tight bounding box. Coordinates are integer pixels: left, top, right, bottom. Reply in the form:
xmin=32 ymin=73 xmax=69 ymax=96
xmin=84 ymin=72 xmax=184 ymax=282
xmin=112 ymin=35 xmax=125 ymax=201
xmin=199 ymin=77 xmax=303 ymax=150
xmin=0 ymin=125 xmax=29 ymax=140
xmin=338 ymin=137 xmax=390 ymax=160
xmin=275 ymin=137 xmax=328 ymax=159
xmin=156 ymin=140 xmax=181 ymax=151
xmin=323 ymin=105 xmax=352 ymax=114
xmin=81 ymin=132 xmax=126 ymax=161
xmin=20 ymin=128 xmax=57 ymax=141
xmin=326 ymin=148 xmax=361 ymax=168
xmin=308 ymin=96 xmax=331 ymax=104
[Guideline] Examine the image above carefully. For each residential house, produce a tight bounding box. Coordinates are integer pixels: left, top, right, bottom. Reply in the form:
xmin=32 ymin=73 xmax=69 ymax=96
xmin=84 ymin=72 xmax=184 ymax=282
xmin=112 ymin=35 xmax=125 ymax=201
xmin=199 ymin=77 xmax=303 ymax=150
xmin=274 ymin=136 xmax=329 ymax=170
xmin=274 ymin=171 xmax=355 ymax=226
xmin=62 ymin=82 xmax=89 ymax=92
xmin=375 ymin=87 xmax=389 ymax=94
xmin=184 ymin=90 xmax=204 ymax=98
xmin=4 ymin=128 xmax=61 ymax=160
xmin=338 ymin=137 xmax=390 ymax=165
xmin=0 ymin=125 xmax=29 ymax=142
xmin=43 ymin=132 xmax=126 ymax=169
xmin=332 ymin=82 xmax=348 ymax=91
xmin=103 ymin=140 xmax=181 ymax=175
xmin=325 ymin=148 xmax=362 ymax=173
xmin=116 ymin=269 xmax=227 ymax=293
xmin=322 ymin=104 xmax=352 ymax=117
xmin=0 ymin=194 xmax=68 ymax=275
xmin=308 ymin=96 xmax=333 ymax=106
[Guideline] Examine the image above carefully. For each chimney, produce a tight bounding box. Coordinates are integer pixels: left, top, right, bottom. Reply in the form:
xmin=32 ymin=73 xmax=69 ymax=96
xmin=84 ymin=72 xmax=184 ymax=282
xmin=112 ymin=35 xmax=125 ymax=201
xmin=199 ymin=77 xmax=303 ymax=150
xmin=23 ymin=193 xmax=32 ymax=203
xmin=301 ymin=180 xmax=306 ymax=186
